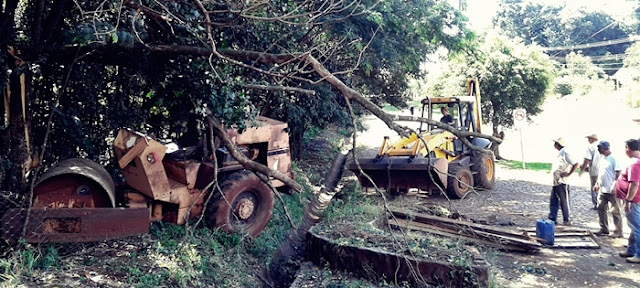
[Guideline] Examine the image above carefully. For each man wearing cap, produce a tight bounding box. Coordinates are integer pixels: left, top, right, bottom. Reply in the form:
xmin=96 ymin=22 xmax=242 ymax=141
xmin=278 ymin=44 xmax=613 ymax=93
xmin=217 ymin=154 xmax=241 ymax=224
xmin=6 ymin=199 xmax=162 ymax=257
xmin=593 ymin=141 xmax=622 ymax=237
xmin=616 ymin=139 xmax=640 ymax=263
xmin=550 ymin=137 xmax=579 ymax=225
xmin=579 ymin=133 xmax=601 ymax=210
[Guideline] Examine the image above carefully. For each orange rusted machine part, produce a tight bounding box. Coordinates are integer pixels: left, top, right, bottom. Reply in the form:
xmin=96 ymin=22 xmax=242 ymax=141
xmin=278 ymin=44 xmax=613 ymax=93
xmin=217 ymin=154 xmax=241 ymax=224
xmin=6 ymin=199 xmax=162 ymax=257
xmin=1 ymin=158 xmax=151 ymax=243
xmin=113 ymin=128 xmax=210 ymax=225
xmin=2 ymin=116 xmax=294 ymax=243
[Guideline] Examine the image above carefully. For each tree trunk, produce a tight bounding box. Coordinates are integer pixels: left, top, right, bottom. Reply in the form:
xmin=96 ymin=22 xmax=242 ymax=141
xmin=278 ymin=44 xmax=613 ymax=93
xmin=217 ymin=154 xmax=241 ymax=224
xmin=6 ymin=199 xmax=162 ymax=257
xmin=267 ymin=136 xmax=352 ymax=287
xmin=2 ymin=67 xmax=32 ymax=194
xmin=290 ymin=126 xmax=304 ymax=161
xmin=491 ymin=126 xmax=504 ymax=160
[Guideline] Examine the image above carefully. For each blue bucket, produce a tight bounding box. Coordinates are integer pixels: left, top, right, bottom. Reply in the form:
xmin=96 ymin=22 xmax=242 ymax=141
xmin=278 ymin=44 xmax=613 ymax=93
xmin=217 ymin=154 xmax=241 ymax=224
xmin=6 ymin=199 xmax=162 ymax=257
xmin=535 ymin=219 xmax=555 ymax=245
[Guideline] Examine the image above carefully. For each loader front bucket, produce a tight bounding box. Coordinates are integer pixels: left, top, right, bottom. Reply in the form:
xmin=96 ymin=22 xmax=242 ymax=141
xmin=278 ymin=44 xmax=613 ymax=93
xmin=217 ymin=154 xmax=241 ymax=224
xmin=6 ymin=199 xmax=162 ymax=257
xmin=347 ymin=156 xmax=448 ymax=193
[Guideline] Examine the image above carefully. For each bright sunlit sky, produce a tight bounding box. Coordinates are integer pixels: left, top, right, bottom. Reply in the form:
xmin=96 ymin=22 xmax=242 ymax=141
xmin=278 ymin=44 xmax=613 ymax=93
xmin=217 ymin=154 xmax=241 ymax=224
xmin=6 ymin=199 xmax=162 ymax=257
xmin=461 ymin=0 xmax=638 ymax=31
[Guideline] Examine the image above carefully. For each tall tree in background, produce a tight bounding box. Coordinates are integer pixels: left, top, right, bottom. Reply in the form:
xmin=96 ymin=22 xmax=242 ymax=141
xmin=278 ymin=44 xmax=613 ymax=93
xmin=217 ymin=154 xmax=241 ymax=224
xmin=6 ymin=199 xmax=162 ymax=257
xmin=493 ymin=0 xmax=564 ymax=47
xmin=555 ymin=52 xmax=607 ymax=96
xmin=620 ymin=43 xmax=640 ymax=107
xmin=623 ymin=43 xmax=640 ymax=82
xmin=494 ymin=0 xmax=633 ymax=58
xmin=424 ymin=32 xmax=554 ymax=159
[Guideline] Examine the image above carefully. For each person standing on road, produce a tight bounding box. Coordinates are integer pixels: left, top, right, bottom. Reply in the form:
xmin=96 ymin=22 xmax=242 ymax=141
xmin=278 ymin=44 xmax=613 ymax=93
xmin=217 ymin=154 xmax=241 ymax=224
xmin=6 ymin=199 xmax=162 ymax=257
xmin=579 ymin=134 xmax=600 ymax=210
xmin=593 ymin=141 xmax=623 ymax=237
xmin=550 ymin=137 xmax=579 ymax=225
xmin=617 ymin=139 xmax=640 ymax=263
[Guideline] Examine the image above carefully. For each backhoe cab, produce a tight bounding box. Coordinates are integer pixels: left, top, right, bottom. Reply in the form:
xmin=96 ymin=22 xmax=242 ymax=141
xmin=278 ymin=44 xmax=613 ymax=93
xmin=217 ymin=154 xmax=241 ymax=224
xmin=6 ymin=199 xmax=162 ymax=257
xmin=420 ymin=79 xmax=483 ymax=134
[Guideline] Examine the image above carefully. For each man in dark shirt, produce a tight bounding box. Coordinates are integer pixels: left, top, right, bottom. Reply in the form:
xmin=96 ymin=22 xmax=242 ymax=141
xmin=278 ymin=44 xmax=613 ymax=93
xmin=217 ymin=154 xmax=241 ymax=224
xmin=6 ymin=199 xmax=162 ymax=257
xmin=440 ymin=106 xmax=453 ymax=124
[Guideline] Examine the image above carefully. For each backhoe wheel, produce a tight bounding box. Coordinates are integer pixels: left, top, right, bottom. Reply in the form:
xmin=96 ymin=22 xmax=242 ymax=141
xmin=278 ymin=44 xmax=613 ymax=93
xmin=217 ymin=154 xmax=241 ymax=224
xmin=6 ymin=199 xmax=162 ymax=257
xmin=446 ymin=164 xmax=474 ymax=199
xmin=472 ymin=150 xmax=496 ymax=190
xmin=206 ymin=170 xmax=274 ymax=237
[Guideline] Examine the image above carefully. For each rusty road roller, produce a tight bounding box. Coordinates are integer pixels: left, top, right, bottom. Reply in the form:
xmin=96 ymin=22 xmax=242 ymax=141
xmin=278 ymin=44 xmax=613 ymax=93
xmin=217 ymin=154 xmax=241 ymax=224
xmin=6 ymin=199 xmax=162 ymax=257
xmin=2 ymin=116 xmax=293 ymax=243
xmin=347 ymin=79 xmax=496 ymax=199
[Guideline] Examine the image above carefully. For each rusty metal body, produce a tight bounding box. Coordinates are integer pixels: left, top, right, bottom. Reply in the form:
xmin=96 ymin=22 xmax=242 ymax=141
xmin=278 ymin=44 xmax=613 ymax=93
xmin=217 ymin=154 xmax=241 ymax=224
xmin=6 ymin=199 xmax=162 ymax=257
xmin=3 ymin=116 xmax=293 ymax=243
xmin=348 ymin=79 xmax=495 ymax=198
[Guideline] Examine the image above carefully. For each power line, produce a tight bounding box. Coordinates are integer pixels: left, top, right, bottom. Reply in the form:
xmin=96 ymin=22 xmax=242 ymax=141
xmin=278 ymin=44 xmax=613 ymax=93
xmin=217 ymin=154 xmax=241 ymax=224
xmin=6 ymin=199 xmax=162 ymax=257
xmin=542 ymin=35 xmax=640 ymax=51
xmin=549 ymin=53 xmax=628 ymax=62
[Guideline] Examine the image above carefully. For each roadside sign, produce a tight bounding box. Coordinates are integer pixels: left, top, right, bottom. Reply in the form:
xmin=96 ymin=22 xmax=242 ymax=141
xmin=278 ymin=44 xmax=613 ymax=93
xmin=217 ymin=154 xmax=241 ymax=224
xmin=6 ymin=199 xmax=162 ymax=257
xmin=512 ymin=108 xmax=527 ymax=168
xmin=513 ymin=109 xmax=526 ymax=122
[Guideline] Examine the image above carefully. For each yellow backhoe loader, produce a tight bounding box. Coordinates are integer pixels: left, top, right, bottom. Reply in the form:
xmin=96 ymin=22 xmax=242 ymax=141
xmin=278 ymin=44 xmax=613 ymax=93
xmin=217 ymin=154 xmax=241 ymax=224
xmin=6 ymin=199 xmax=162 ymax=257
xmin=347 ymin=79 xmax=495 ymax=199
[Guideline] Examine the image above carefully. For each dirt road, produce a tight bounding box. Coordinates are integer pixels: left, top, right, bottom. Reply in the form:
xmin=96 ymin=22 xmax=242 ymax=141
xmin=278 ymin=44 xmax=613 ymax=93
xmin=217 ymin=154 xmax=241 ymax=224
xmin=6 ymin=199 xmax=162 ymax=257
xmin=428 ymin=165 xmax=640 ymax=288
xmin=354 ymin=92 xmax=640 ymax=287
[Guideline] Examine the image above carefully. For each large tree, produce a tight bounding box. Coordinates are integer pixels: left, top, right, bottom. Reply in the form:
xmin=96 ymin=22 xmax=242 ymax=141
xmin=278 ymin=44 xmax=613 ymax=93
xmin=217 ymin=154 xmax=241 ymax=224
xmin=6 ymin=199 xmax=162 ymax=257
xmin=0 ymin=0 xmax=475 ymax=194
xmin=423 ymin=32 xmax=554 ymax=157
xmin=493 ymin=0 xmax=633 ymax=59
xmin=1 ymin=1 xmax=509 ymax=286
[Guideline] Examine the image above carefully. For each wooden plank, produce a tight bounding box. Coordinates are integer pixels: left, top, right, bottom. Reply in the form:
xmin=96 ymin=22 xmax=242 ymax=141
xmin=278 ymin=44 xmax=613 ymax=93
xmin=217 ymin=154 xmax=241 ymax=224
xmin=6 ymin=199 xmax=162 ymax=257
xmin=390 ymin=218 xmax=541 ymax=252
xmin=388 ymin=211 xmax=542 ymax=247
xmin=118 ymin=139 xmax=148 ymax=169
xmin=390 ymin=209 xmax=533 ymax=240
xmin=390 ymin=218 xmax=527 ymax=251
xmin=391 ymin=209 xmax=600 ymax=249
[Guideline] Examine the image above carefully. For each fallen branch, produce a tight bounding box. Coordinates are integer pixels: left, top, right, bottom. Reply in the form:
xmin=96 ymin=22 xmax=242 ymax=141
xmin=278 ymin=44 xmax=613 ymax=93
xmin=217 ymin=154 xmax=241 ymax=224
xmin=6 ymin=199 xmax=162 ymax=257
xmin=238 ymin=84 xmax=316 ymax=95
xmin=204 ymin=114 xmax=302 ymax=192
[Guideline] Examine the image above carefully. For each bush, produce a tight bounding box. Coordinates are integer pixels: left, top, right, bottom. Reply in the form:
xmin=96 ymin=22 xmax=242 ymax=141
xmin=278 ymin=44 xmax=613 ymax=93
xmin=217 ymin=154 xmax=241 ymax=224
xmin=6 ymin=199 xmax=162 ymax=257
xmin=554 ymin=79 xmax=573 ymax=96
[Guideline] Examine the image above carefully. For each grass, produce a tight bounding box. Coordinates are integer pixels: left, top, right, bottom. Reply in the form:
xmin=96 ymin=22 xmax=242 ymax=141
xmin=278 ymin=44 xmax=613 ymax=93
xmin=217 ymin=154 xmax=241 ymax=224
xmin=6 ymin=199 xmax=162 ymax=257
xmin=382 ymin=104 xmax=401 ymax=112
xmin=0 ymin=126 xmax=491 ymax=287
xmin=500 ymin=160 xmax=551 ymax=171
xmin=0 ymin=165 xmax=316 ymax=288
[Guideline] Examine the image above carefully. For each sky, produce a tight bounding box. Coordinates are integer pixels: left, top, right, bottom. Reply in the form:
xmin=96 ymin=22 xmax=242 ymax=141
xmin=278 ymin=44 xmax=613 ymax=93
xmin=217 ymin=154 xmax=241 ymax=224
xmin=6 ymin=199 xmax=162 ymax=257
xmin=462 ymin=0 xmax=638 ymax=31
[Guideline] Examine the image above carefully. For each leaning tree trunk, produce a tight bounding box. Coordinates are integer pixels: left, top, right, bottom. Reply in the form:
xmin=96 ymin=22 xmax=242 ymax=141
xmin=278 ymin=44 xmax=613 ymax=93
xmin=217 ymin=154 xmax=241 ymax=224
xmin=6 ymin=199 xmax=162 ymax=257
xmin=267 ymin=136 xmax=352 ymax=287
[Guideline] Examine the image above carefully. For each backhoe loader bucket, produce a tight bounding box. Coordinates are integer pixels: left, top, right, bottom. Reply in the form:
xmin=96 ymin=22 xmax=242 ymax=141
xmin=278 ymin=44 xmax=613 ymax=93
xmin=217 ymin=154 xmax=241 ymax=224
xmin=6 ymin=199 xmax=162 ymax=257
xmin=347 ymin=156 xmax=448 ymax=193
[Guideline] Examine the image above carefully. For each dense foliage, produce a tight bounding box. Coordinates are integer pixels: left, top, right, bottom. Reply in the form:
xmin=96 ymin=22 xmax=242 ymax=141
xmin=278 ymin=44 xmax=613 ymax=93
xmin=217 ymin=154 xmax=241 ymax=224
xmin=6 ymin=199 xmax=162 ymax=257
xmin=493 ymin=0 xmax=635 ymax=74
xmin=494 ymin=0 xmax=634 ymax=55
xmin=555 ymin=52 xmax=608 ymax=96
xmin=0 ymin=0 xmax=473 ymax=192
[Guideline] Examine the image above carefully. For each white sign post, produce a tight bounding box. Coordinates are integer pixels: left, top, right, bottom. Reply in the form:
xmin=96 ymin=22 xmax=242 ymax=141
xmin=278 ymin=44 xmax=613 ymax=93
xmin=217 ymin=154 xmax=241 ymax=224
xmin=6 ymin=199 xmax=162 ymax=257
xmin=513 ymin=109 xmax=527 ymax=169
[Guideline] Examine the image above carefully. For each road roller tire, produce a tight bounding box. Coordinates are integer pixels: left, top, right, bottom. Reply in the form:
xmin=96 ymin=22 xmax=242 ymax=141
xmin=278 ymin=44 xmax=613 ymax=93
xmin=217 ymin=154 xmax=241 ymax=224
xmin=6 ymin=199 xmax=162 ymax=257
xmin=32 ymin=158 xmax=115 ymax=208
xmin=205 ymin=170 xmax=274 ymax=237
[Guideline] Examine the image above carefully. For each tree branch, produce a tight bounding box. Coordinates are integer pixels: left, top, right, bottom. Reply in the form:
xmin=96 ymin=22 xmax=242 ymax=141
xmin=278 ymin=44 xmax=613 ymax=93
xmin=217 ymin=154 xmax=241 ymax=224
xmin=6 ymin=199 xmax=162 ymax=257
xmin=15 ymin=43 xmax=502 ymax=148
xmin=204 ymin=114 xmax=302 ymax=192
xmin=239 ymin=84 xmax=316 ymax=95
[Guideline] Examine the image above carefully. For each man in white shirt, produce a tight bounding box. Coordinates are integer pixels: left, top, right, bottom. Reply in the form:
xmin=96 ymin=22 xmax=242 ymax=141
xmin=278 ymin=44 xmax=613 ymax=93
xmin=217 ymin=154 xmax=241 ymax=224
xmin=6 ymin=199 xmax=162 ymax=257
xmin=593 ymin=141 xmax=623 ymax=237
xmin=580 ymin=133 xmax=600 ymax=209
xmin=550 ymin=137 xmax=579 ymax=225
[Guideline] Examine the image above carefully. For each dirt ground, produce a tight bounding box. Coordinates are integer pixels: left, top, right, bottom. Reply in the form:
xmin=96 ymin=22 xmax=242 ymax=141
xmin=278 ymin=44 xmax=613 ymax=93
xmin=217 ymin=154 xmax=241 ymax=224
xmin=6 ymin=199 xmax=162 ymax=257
xmin=426 ymin=165 xmax=640 ymax=288
xmin=340 ymin=92 xmax=640 ymax=287
xmin=296 ymin=163 xmax=640 ymax=288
